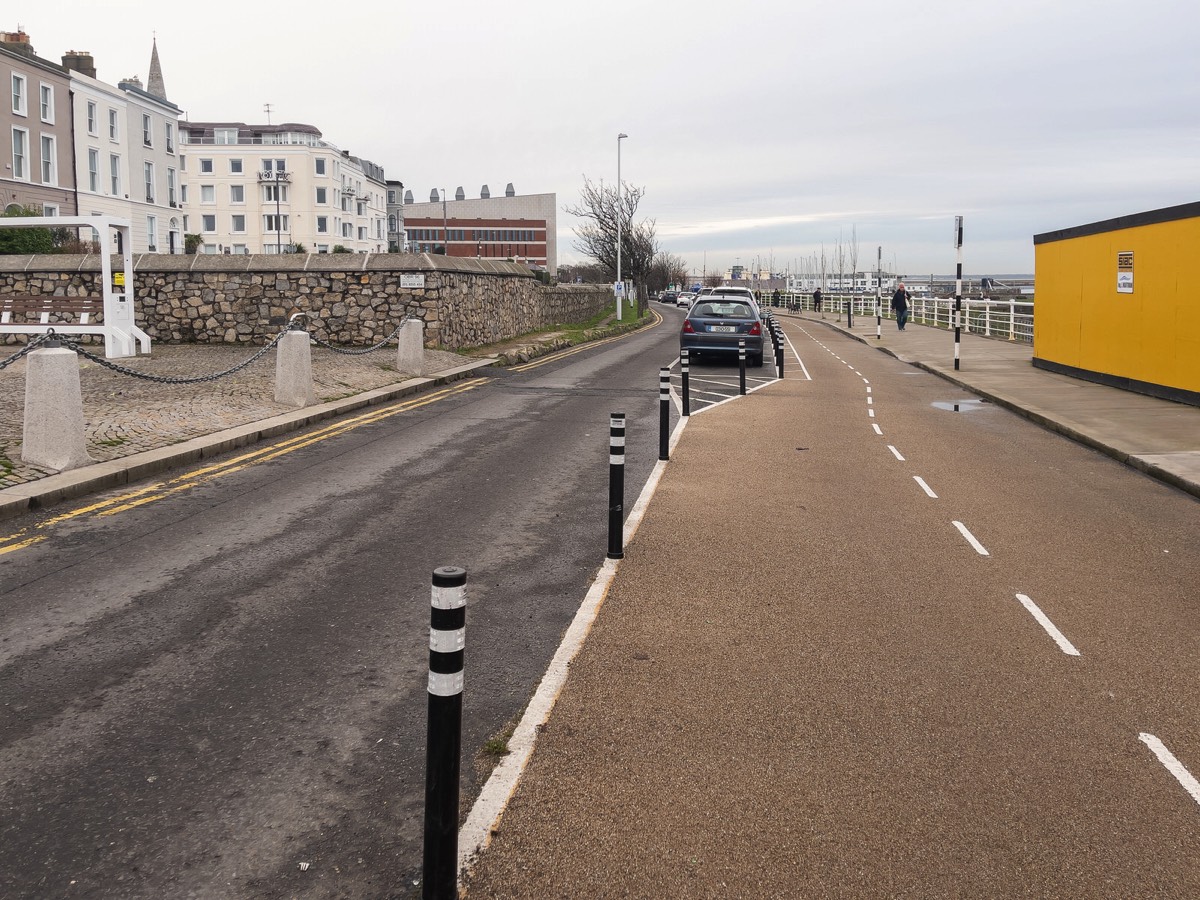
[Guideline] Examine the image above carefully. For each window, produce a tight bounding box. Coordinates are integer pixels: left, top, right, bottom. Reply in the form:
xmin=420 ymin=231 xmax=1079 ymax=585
xmin=231 ymin=214 xmax=246 ymax=233
xmin=264 ymin=214 xmax=289 ymax=232
xmin=144 ymin=161 xmax=155 ymax=203
xmin=357 ymin=201 xmax=366 ymax=216
xmin=203 ymin=243 xmax=217 ymax=254
xmin=315 ymin=158 xmax=326 ymax=175
xmin=263 ymin=184 xmax=288 ymax=203
xmin=201 ymin=214 xmax=216 ymax=232
xmin=315 ymin=187 xmax=327 ymax=204
xmin=40 ymin=84 xmax=54 ymax=123
xmin=315 ymin=244 xmax=329 ymax=254
xmin=230 ymin=184 xmax=244 ymax=204
xmin=110 ymin=154 xmax=121 ymax=194
xmin=199 ymin=158 xmax=213 ymax=173
xmin=388 ymin=214 xmax=397 ymax=232
xmin=167 ymin=167 xmax=177 ymax=205
xmin=11 ymin=128 xmax=28 ymax=179
xmin=108 ymin=108 xmax=119 ymax=140
xmin=358 ymin=226 xmax=367 ymax=240
xmin=40 ymin=135 xmax=56 ymax=184
xmin=86 ymin=101 xmax=98 ymax=135
xmin=387 ymin=190 xmax=396 ymax=204
xmin=200 ymin=184 xmax=215 ymax=203
xmin=165 ymin=122 xmax=174 ymax=153
xmin=232 ymin=244 xmax=248 ymax=255
xmin=88 ymin=148 xmax=100 ymax=192
xmin=142 ymin=113 xmax=153 ymax=146
xmin=147 ymin=215 xmax=158 ymax=251
xmin=11 ymin=74 xmax=26 ymax=115
xmin=316 ymin=216 xmax=328 ymax=234
xmin=342 ymin=222 xmax=352 ymax=238
xmin=215 ymin=128 xmax=238 ymax=144
xmin=230 ymin=158 xmax=243 ymax=174
xmin=42 ymin=203 xmax=59 ymax=217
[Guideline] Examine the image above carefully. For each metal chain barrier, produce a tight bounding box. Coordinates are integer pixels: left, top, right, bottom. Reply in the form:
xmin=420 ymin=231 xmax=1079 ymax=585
xmin=57 ymin=330 xmax=288 ymax=385
xmin=0 ymin=333 xmax=57 ymax=371
xmin=308 ymin=317 xmax=409 ymax=356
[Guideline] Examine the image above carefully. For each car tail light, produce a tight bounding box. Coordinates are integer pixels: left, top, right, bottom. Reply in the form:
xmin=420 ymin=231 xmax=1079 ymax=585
xmin=748 ymin=321 xmax=761 ymax=336
xmin=682 ymin=319 xmax=695 ymax=333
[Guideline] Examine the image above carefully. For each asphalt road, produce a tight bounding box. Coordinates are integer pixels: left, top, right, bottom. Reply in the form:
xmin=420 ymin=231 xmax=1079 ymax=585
xmin=461 ymin=316 xmax=1200 ymax=898
xmin=0 ymin=314 xmax=683 ymax=899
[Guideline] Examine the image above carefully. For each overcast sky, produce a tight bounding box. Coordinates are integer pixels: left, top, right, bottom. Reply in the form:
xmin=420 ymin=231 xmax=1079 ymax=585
xmin=23 ymin=0 xmax=1200 ymax=278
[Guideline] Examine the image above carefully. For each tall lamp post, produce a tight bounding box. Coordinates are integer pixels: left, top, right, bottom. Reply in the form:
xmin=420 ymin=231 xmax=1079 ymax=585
xmin=616 ymin=132 xmax=627 ymax=320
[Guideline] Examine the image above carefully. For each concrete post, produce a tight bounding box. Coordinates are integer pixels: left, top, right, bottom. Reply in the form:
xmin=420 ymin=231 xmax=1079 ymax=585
xmin=397 ymin=319 xmax=425 ymax=374
xmin=22 ymin=346 xmax=93 ymax=472
xmin=274 ymin=329 xmax=316 ymax=408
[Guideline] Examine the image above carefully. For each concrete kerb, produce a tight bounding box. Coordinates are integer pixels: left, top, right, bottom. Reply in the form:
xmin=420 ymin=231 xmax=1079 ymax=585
xmin=0 ymin=357 xmax=498 ymax=521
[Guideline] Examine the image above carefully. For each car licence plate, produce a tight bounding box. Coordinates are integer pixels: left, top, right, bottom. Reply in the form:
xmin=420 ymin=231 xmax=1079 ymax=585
xmin=709 ymin=325 xmax=736 ymax=333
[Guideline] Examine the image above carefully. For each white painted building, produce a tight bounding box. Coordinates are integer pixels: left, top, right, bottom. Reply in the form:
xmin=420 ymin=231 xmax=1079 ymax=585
xmin=62 ymin=42 xmax=185 ymax=253
xmin=179 ymin=121 xmax=387 ymax=255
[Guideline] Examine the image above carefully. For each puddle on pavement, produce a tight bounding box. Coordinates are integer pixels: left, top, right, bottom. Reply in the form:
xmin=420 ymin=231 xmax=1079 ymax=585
xmin=932 ymin=399 xmax=989 ymax=412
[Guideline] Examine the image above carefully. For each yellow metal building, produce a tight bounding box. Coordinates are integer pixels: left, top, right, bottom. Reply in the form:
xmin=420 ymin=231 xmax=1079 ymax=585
xmin=1033 ymin=201 xmax=1200 ymax=406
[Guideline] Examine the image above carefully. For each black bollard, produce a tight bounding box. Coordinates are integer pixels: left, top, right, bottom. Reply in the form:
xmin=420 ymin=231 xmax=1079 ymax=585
xmin=738 ymin=340 xmax=747 ymax=395
xmin=658 ymin=367 xmax=670 ymax=461
xmin=423 ymin=566 xmax=466 ymax=900
xmin=775 ymin=327 xmax=784 ymax=377
xmin=607 ymin=413 xmax=625 ymax=559
xmin=681 ymin=349 xmax=691 ymax=417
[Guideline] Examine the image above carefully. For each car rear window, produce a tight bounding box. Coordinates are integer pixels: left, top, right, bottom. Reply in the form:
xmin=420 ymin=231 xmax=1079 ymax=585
xmin=695 ymin=301 xmax=753 ymax=318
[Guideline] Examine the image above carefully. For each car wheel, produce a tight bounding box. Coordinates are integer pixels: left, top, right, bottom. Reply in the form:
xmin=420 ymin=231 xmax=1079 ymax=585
xmin=751 ymin=354 xmax=764 ymax=368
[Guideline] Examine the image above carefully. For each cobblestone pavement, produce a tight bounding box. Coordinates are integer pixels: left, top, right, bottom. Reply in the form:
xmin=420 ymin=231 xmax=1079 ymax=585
xmin=0 ymin=341 xmax=472 ymax=489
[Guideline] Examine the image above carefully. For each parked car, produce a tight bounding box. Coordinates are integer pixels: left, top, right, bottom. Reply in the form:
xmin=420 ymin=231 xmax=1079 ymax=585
xmin=659 ymin=291 xmax=678 ymax=304
xmin=676 ymin=292 xmax=696 ymax=309
xmin=679 ymin=296 xmax=764 ymax=366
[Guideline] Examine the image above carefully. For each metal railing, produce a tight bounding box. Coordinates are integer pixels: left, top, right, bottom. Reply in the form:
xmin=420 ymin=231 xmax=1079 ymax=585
xmin=774 ymin=292 xmax=1034 ymax=343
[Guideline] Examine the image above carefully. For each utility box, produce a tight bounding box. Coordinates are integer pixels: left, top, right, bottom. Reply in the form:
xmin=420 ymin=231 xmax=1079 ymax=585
xmin=1033 ymin=201 xmax=1200 ymax=406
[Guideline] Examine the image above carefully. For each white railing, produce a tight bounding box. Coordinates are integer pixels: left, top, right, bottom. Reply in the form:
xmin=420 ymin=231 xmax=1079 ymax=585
xmin=775 ymin=293 xmax=1034 ymax=343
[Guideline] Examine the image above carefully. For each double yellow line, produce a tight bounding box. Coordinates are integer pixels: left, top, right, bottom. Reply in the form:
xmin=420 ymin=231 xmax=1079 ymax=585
xmin=0 ymin=377 xmax=488 ymax=557
xmin=510 ymin=308 xmax=663 ymax=373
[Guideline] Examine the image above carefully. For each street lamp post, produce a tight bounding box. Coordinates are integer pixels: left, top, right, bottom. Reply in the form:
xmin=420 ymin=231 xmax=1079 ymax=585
xmin=616 ymin=133 xmax=627 ymax=320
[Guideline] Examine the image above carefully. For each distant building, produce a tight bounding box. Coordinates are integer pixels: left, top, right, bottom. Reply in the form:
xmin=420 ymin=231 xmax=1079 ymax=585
xmin=386 ymin=179 xmax=406 ymax=252
xmin=179 ymin=121 xmax=387 ymax=254
xmin=402 ymin=185 xmax=556 ymax=275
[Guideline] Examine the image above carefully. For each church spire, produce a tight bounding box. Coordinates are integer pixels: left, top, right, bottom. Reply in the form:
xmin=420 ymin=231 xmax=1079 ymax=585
xmin=147 ymin=35 xmax=167 ymax=100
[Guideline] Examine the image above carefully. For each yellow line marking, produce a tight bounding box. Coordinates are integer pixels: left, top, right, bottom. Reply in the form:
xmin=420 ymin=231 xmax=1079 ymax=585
xmin=510 ymin=309 xmax=663 ymax=373
xmin=0 ymin=378 xmax=488 ymax=545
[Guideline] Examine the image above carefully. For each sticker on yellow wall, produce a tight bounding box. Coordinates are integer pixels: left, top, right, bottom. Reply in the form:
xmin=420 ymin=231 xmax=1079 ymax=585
xmin=1117 ymin=251 xmax=1133 ymax=294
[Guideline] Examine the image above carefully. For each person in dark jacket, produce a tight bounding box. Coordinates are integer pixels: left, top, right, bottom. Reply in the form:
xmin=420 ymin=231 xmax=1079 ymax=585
xmin=891 ymin=283 xmax=911 ymax=331
xmin=812 ymin=288 xmax=823 ymax=312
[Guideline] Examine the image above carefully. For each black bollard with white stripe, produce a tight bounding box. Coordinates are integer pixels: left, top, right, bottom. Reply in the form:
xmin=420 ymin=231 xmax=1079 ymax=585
xmin=658 ymin=367 xmax=670 ymax=461
xmin=423 ymin=566 xmax=466 ymax=900
xmin=607 ymin=413 xmax=625 ymax=559
xmin=953 ymin=215 xmax=964 ymax=371
xmin=775 ymin=325 xmax=784 ymax=377
xmin=738 ymin=339 xmax=747 ymax=395
xmin=681 ymin=349 xmax=691 ymax=417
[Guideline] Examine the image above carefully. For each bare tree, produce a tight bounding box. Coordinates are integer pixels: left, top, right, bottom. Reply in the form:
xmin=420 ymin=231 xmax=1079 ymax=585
xmin=565 ymin=176 xmax=659 ymax=312
xmin=846 ymin=224 xmax=860 ymax=307
xmin=646 ymin=250 xmax=689 ymax=293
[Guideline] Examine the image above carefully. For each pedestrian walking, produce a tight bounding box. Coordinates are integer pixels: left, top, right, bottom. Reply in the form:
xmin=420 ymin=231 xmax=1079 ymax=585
xmin=891 ymin=283 xmax=911 ymax=331
xmin=812 ymin=288 xmax=823 ymax=313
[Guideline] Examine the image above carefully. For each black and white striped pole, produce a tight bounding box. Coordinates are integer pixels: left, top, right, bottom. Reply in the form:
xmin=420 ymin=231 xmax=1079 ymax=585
xmin=423 ymin=566 xmax=466 ymax=900
xmin=658 ymin=368 xmax=670 ymax=461
xmin=607 ymin=413 xmax=625 ymax=560
xmin=875 ymin=245 xmax=882 ymax=340
xmin=847 ymin=290 xmax=853 ymax=329
xmin=738 ymin=339 xmax=747 ymax=395
xmin=681 ymin=349 xmax=691 ymax=417
xmin=775 ymin=324 xmax=784 ymax=377
xmin=953 ymin=216 xmax=964 ymax=371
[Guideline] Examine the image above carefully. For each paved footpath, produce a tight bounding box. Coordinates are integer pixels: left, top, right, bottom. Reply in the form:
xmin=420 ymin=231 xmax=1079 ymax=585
xmin=460 ymin=313 xmax=1200 ymax=897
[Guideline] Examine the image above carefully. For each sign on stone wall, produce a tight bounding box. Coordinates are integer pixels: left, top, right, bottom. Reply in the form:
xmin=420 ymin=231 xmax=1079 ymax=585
xmin=400 ymin=273 xmax=426 ymax=289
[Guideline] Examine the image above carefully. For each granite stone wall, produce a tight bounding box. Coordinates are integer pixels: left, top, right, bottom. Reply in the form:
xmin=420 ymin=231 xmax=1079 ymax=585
xmin=0 ymin=253 xmax=610 ymax=350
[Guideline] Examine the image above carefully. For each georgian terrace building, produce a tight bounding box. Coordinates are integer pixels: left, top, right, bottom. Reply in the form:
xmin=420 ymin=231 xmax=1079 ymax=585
xmin=179 ymin=121 xmax=387 ymax=255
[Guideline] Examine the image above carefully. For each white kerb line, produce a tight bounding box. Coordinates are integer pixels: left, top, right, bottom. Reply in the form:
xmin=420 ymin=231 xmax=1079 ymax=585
xmin=913 ymin=476 xmax=938 ymax=498
xmin=1015 ymin=593 xmax=1080 ymax=656
xmin=953 ymin=520 xmax=989 ymax=555
xmin=781 ymin=331 xmax=812 ymax=380
xmin=1140 ymin=733 xmax=1200 ymax=807
xmin=888 ymin=445 xmax=905 ymax=461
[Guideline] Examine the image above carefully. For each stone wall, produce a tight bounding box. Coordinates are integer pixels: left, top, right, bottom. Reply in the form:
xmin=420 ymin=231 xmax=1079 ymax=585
xmin=0 ymin=253 xmax=611 ymax=350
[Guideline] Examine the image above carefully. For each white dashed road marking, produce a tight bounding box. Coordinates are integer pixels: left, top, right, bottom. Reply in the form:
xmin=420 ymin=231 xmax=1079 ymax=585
xmin=914 ymin=476 xmax=938 ymax=498
xmin=1140 ymin=734 xmax=1200 ymax=808
xmin=888 ymin=445 xmax=905 ymax=461
xmin=1015 ymin=593 xmax=1080 ymax=656
xmin=953 ymin=520 xmax=989 ymax=555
